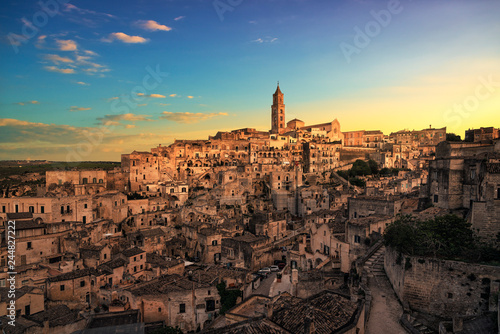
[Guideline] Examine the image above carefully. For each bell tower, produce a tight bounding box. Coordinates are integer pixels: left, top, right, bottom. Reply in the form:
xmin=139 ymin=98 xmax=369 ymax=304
xmin=271 ymin=82 xmax=285 ymax=134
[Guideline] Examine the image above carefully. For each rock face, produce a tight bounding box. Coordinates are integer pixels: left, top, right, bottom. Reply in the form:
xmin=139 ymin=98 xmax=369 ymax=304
xmin=384 ymin=247 xmax=500 ymax=319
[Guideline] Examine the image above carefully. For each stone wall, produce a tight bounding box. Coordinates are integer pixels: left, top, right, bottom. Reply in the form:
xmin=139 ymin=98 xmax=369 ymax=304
xmin=385 ymin=247 xmax=500 ymax=319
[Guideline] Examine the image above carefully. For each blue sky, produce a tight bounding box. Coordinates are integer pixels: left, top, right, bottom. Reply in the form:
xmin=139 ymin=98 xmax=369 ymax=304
xmin=0 ymin=0 xmax=499 ymax=160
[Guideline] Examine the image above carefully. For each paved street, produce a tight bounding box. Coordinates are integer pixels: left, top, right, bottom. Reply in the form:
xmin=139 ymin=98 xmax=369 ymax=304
xmin=252 ymin=272 xmax=276 ymax=296
xmin=365 ymin=247 xmax=405 ymax=334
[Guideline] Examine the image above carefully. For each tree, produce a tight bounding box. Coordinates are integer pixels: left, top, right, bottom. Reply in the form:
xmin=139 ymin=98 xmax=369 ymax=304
xmin=368 ymin=159 xmax=379 ymax=175
xmin=446 ymin=133 xmax=461 ymax=142
xmin=384 ymin=214 xmax=500 ymax=262
xmin=350 ymin=159 xmax=371 ymax=176
xmin=149 ymin=327 xmax=183 ymax=334
xmin=217 ymin=281 xmax=241 ymax=314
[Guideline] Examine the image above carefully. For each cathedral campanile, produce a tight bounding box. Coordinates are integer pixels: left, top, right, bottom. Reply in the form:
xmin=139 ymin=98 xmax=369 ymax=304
xmin=271 ymin=83 xmax=285 ymax=134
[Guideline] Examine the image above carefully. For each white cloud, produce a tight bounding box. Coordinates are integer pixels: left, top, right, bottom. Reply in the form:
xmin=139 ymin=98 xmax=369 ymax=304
xmin=43 ymin=54 xmax=74 ymax=64
xmin=136 ymin=20 xmax=172 ymax=32
xmin=102 ymin=32 xmax=148 ymax=43
xmin=252 ymin=36 xmax=278 ymax=44
xmin=174 ymin=16 xmax=185 ymax=21
xmin=96 ymin=113 xmax=152 ymax=126
xmin=56 ymin=39 xmax=78 ymax=51
xmin=137 ymin=93 xmax=166 ymax=98
xmin=160 ymin=111 xmax=228 ymax=124
xmin=16 ymin=101 xmax=40 ymax=106
xmin=76 ymin=81 xmax=90 ymax=86
xmin=187 ymin=96 xmax=194 ymax=99
xmin=44 ymin=66 xmax=75 ymax=74
xmin=69 ymin=106 xmax=91 ymax=112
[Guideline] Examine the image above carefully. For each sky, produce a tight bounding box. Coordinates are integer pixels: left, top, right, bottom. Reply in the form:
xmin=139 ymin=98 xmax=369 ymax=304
xmin=0 ymin=0 xmax=499 ymax=161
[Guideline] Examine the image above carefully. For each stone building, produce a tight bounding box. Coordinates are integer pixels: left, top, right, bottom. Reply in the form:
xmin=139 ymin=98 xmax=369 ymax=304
xmin=46 ymin=170 xmax=108 ymax=195
xmin=425 ymin=140 xmax=500 ymax=240
xmin=465 ymin=126 xmax=500 ymax=142
xmin=348 ymin=196 xmax=403 ymax=220
xmin=119 ymin=274 xmax=220 ymax=332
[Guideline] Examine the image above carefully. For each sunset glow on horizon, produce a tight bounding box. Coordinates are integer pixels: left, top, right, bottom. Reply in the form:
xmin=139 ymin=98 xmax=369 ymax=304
xmin=1 ymin=0 xmax=499 ymax=161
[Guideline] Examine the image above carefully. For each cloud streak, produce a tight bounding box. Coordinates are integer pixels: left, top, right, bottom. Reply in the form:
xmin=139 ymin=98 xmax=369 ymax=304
xmin=69 ymin=106 xmax=91 ymax=112
xmin=102 ymin=32 xmax=148 ymax=43
xmin=160 ymin=111 xmax=228 ymax=124
xmin=96 ymin=113 xmax=152 ymax=126
xmin=136 ymin=20 xmax=172 ymax=31
xmin=137 ymin=93 xmax=166 ymax=98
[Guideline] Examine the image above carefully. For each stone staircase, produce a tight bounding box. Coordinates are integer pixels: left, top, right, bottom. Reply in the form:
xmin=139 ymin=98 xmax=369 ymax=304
xmin=403 ymin=314 xmax=437 ymax=334
xmin=363 ymin=245 xmax=386 ymax=278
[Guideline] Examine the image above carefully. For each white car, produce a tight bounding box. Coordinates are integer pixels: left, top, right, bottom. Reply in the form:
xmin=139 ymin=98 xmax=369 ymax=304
xmin=270 ymin=265 xmax=280 ymax=272
xmin=258 ymin=267 xmax=271 ymax=275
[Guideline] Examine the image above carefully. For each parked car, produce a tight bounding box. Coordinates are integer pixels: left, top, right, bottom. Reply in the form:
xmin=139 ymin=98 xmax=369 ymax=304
xmin=277 ymin=262 xmax=286 ymax=270
xmin=270 ymin=265 xmax=280 ymax=272
xmin=258 ymin=267 xmax=271 ymax=276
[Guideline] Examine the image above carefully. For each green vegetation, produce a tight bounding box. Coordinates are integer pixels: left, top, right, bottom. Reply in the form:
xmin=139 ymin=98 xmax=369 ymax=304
xmin=216 ymin=281 xmax=242 ymax=314
xmin=379 ymin=167 xmax=403 ymax=176
xmin=0 ymin=161 xmax=120 ymax=179
xmin=384 ymin=214 xmax=500 ymax=264
xmin=336 ymin=159 xmax=383 ymax=188
xmin=127 ymin=192 xmax=147 ymax=200
xmin=446 ymin=133 xmax=462 ymax=142
xmin=148 ymin=327 xmax=183 ymax=334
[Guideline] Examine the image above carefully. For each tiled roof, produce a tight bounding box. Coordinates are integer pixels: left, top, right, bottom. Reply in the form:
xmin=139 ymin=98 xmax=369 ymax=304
xmin=271 ymin=291 xmax=359 ymax=334
xmin=0 ymin=286 xmax=40 ymax=302
xmin=203 ymin=318 xmax=291 ymax=334
xmin=27 ymin=304 xmax=81 ymax=327
xmin=129 ymin=274 xmax=212 ymax=296
xmin=121 ymin=247 xmax=145 ymax=258
xmin=48 ymin=268 xmax=98 ymax=282
xmin=16 ymin=220 xmax=45 ymax=230
xmin=6 ymin=212 xmax=33 ymax=220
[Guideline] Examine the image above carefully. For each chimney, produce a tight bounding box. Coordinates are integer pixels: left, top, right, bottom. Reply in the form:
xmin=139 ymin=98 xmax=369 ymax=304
xmin=266 ymin=302 xmax=273 ymax=318
xmin=303 ymin=314 xmax=315 ymax=334
xmin=452 ymin=317 xmax=463 ymax=332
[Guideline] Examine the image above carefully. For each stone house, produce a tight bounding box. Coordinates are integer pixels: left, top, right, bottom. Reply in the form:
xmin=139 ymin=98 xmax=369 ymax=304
xmin=119 ymin=274 xmax=220 ymax=332
xmin=0 ymin=286 xmax=44 ymax=317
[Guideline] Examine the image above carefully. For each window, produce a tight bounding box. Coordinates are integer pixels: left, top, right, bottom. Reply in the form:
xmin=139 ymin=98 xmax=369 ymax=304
xmin=179 ymin=303 xmax=186 ymax=313
xmin=82 ymin=178 xmax=88 ymax=184
xmin=212 ymin=240 xmax=218 ymax=246
xmin=182 ymin=188 xmax=186 ymax=193
xmin=354 ymin=235 xmax=361 ymax=243
xmin=93 ymin=178 xmax=97 ymax=183
xmin=434 ymin=195 xmax=438 ymax=203
xmin=84 ymin=204 xmax=88 ymax=209
xmin=61 ymin=206 xmax=64 ymax=214
xmin=27 ymin=242 xmax=32 ymax=249
xmin=0 ymin=279 xmax=5 ymax=287
xmin=2 ymin=206 xmax=5 ymax=213
xmin=470 ymin=169 xmax=476 ymax=180
xmin=80 ymin=280 xmax=85 ymax=287
xmin=206 ymin=300 xmax=216 ymax=311
xmin=25 ymin=305 xmax=30 ymax=316
xmin=497 ymin=188 xmax=500 ymax=200
xmin=60 ymin=285 xmax=65 ymax=291
xmin=158 ymin=307 xmax=162 ymax=312
xmin=29 ymin=206 xmax=34 ymax=213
